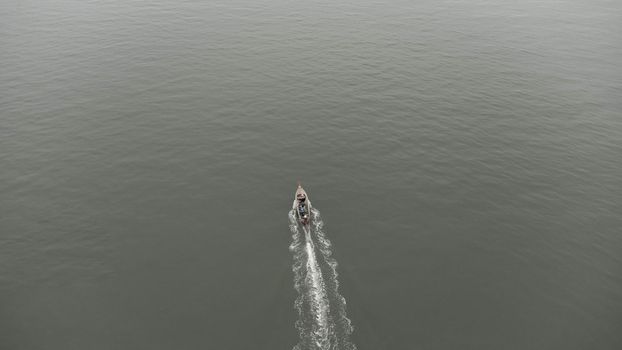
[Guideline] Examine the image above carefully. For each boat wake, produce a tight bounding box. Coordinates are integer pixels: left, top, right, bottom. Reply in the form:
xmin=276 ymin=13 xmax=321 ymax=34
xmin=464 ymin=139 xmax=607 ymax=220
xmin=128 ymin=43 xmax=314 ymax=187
xmin=289 ymin=208 xmax=356 ymax=350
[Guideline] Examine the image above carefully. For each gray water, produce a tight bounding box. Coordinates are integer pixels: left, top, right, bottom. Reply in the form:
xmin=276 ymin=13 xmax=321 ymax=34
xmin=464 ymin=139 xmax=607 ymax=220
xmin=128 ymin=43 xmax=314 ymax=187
xmin=2 ymin=0 xmax=622 ymax=349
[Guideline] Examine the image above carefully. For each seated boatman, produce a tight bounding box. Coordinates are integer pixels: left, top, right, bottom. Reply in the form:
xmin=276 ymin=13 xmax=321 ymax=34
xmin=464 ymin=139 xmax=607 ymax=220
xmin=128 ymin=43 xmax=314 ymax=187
xmin=296 ymin=193 xmax=306 ymax=205
xmin=298 ymin=202 xmax=306 ymax=215
xmin=297 ymin=193 xmax=308 ymax=222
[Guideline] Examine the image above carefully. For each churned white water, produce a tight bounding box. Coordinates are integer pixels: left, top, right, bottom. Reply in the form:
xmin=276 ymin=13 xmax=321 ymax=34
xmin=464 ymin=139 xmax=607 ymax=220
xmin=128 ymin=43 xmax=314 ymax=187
xmin=289 ymin=209 xmax=356 ymax=350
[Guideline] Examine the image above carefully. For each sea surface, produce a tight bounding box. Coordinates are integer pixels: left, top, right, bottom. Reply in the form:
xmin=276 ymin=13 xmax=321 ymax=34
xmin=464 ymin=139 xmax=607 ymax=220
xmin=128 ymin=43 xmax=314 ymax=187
xmin=1 ymin=0 xmax=621 ymax=349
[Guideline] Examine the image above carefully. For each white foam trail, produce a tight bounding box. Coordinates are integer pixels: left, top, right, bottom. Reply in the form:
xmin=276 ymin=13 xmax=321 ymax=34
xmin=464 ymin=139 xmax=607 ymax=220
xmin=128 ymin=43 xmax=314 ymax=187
xmin=289 ymin=209 xmax=357 ymax=350
xmin=311 ymin=208 xmax=356 ymax=350
xmin=289 ymin=211 xmax=331 ymax=349
xmin=304 ymin=225 xmax=331 ymax=347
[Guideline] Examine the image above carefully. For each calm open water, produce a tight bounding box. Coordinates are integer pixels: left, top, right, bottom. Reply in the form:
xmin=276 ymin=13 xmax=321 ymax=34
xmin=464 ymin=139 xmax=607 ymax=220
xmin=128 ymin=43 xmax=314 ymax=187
xmin=1 ymin=0 xmax=621 ymax=349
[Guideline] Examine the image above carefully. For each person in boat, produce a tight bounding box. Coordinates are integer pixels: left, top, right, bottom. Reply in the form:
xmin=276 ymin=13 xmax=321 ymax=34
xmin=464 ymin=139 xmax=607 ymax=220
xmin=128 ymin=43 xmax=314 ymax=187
xmin=298 ymin=202 xmax=307 ymax=215
xmin=297 ymin=193 xmax=306 ymax=202
xmin=296 ymin=193 xmax=308 ymax=223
